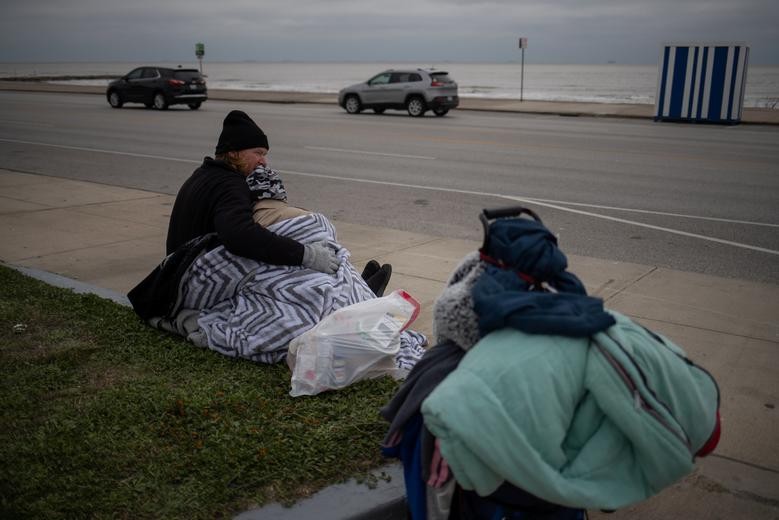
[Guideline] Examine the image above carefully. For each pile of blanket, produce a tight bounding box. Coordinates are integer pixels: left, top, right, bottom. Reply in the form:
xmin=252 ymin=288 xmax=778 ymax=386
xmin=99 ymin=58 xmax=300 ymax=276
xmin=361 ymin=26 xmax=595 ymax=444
xmin=146 ymin=212 xmax=427 ymax=367
xmin=381 ymin=213 xmax=720 ymax=518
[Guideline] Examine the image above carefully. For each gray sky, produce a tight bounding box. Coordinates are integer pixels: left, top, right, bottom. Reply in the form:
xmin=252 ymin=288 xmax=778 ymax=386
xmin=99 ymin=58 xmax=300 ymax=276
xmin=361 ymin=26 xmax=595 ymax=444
xmin=1 ymin=0 xmax=777 ymax=64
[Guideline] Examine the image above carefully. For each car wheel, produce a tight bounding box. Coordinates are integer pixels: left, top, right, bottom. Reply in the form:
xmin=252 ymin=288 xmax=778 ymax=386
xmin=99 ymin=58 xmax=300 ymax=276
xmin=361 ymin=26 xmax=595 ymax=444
xmin=107 ymin=90 xmax=123 ymax=108
xmin=433 ymin=108 xmax=449 ymax=117
xmin=188 ymin=102 xmax=201 ymax=110
xmin=407 ymin=96 xmax=426 ymax=117
xmin=344 ymin=95 xmax=362 ymax=114
xmin=373 ymin=108 xmax=385 ymax=114
xmin=153 ymin=92 xmax=169 ymax=110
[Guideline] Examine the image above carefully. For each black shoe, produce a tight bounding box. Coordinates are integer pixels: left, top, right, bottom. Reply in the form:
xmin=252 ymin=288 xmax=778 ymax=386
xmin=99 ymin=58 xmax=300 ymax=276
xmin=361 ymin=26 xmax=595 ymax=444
xmin=361 ymin=259 xmax=381 ymax=281
xmin=367 ymin=264 xmax=392 ymax=297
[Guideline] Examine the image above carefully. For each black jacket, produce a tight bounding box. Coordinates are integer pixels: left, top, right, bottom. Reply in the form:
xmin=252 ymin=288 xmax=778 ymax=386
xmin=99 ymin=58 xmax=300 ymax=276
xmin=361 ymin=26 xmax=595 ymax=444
xmin=166 ymin=157 xmax=304 ymax=265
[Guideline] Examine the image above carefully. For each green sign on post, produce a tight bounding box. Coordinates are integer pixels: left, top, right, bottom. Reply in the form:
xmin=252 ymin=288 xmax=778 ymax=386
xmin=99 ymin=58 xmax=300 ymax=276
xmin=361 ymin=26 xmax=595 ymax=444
xmin=195 ymin=43 xmax=205 ymax=73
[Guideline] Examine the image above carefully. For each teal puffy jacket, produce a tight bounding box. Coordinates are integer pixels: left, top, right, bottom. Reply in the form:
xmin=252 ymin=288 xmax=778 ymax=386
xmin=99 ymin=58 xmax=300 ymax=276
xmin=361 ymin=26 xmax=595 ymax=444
xmin=421 ymin=311 xmax=719 ymax=510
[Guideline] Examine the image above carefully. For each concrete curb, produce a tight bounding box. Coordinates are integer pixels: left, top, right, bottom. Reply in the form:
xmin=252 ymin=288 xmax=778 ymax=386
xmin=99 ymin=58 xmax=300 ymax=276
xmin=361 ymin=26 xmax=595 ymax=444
xmin=235 ymin=464 xmax=406 ymax=520
xmin=6 ymin=262 xmax=131 ymax=307
xmin=3 ymin=261 xmax=408 ymax=520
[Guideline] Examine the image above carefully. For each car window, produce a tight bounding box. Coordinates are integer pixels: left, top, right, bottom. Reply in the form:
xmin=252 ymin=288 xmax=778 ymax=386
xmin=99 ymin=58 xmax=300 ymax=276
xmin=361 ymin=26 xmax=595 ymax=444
xmin=126 ymin=68 xmax=143 ymax=80
xmin=173 ymin=70 xmax=203 ymax=81
xmin=430 ymin=72 xmax=453 ymax=83
xmin=141 ymin=68 xmax=158 ymax=79
xmin=368 ymin=73 xmax=391 ymax=86
xmin=409 ymin=73 xmax=422 ymax=82
xmin=390 ymin=73 xmax=411 ymax=84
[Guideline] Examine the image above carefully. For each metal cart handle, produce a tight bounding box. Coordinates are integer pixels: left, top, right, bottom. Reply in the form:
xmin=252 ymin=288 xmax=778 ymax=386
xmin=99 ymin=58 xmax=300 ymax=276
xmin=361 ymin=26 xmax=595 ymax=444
xmin=479 ymin=206 xmax=542 ymax=252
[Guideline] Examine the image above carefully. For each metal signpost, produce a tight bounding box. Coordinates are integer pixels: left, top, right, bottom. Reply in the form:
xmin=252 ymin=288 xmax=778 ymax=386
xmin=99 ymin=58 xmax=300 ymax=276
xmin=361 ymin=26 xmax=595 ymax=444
xmin=195 ymin=42 xmax=205 ymax=73
xmin=518 ymin=37 xmax=528 ymax=101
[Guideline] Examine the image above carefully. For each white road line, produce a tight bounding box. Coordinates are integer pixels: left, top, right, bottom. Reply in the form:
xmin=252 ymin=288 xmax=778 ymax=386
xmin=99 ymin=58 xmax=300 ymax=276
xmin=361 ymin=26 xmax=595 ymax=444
xmin=0 ymin=138 xmax=199 ymax=164
xmin=279 ymin=168 xmax=779 ymax=256
xmin=501 ymin=195 xmax=779 ymax=256
xmin=304 ymin=145 xmax=436 ymax=160
xmin=524 ymin=197 xmax=779 ymax=228
xmin=0 ymin=120 xmax=56 ymax=128
xmin=1 ymin=138 xmax=775 ymax=254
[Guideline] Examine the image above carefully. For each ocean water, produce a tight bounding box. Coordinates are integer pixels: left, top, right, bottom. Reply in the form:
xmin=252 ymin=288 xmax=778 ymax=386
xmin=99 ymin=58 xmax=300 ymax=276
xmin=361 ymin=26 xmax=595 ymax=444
xmin=1 ymin=61 xmax=777 ymax=108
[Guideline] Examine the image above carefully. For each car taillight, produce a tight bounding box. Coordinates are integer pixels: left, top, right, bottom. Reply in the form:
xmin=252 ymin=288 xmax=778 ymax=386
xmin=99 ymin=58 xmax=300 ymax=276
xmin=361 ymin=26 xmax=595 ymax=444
xmin=167 ymin=79 xmax=185 ymax=87
xmin=431 ymin=80 xmax=445 ymax=87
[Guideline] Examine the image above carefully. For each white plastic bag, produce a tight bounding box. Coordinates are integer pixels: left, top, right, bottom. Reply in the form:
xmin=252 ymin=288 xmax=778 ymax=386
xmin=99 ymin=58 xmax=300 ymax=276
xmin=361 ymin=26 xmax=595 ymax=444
xmin=287 ymin=289 xmax=420 ymax=397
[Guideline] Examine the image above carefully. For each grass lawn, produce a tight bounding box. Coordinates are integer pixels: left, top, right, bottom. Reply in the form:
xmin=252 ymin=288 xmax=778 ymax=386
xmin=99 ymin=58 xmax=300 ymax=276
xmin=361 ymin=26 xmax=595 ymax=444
xmin=0 ymin=265 xmax=400 ymax=519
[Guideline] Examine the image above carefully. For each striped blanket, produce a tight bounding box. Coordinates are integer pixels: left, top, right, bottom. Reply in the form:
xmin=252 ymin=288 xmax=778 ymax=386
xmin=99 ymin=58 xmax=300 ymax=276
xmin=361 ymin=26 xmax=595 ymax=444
xmin=172 ymin=213 xmax=427 ymax=365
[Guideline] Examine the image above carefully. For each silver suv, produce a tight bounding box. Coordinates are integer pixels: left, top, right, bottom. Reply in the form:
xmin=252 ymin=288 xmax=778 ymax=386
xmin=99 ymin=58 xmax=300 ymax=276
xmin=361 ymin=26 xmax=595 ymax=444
xmin=338 ymin=69 xmax=459 ymax=117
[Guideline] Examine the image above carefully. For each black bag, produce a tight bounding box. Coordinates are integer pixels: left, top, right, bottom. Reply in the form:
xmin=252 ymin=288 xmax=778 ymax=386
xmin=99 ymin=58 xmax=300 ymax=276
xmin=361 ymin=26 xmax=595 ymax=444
xmin=127 ymin=233 xmax=221 ymax=320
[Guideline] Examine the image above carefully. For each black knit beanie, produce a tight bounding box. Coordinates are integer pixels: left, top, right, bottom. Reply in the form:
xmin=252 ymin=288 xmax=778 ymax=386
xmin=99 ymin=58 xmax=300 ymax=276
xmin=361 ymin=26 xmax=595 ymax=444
xmin=215 ymin=110 xmax=269 ymax=154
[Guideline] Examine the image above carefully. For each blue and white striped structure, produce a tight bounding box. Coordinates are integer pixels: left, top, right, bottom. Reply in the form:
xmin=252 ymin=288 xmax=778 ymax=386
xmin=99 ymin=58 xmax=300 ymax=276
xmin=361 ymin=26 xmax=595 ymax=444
xmin=655 ymin=43 xmax=749 ymax=124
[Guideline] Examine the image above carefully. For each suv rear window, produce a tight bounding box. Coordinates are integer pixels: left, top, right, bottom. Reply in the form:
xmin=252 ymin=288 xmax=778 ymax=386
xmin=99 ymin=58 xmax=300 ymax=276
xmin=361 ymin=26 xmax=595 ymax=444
xmin=173 ymin=70 xmax=203 ymax=81
xmin=430 ymin=72 xmax=453 ymax=83
xmin=390 ymin=73 xmax=423 ymax=83
xmin=393 ymin=73 xmax=416 ymax=83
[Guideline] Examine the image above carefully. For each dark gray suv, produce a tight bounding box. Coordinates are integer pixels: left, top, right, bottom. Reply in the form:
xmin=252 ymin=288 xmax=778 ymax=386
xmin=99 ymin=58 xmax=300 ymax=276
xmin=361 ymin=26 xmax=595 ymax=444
xmin=338 ymin=69 xmax=459 ymax=117
xmin=106 ymin=67 xmax=207 ymax=110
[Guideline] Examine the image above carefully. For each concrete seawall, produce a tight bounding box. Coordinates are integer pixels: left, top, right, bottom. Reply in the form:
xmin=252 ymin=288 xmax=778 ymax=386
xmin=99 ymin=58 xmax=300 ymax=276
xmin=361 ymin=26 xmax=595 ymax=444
xmin=2 ymin=80 xmax=777 ymax=124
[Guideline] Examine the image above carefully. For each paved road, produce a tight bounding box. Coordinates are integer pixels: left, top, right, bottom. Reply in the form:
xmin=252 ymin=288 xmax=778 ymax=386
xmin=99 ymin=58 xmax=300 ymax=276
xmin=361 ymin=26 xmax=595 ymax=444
xmin=1 ymin=90 xmax=777 ymax=282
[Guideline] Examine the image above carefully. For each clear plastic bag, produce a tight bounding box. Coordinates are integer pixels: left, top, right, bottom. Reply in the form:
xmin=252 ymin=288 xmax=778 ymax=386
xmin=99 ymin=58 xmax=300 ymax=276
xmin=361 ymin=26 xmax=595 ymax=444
xmin=287 ymin=289 xmax=420 ymax=397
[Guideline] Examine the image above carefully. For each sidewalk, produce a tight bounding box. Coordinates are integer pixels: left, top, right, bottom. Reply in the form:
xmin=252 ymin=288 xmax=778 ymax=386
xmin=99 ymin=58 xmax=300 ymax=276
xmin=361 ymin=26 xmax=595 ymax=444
xmin=1 ymin=168 xmax=777 ymax=519
xmin=1 ymin=80 xmax=778 ymax=124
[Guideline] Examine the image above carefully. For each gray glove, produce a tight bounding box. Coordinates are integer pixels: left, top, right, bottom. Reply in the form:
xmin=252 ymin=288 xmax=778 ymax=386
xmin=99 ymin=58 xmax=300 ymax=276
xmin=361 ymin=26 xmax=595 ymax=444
xmin=302 ymin=241 xmax=339 ymax=275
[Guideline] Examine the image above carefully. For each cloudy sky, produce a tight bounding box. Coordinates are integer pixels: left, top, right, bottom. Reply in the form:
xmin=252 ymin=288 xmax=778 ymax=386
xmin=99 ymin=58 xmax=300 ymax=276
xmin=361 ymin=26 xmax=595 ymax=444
xmin=1 ymin=0 xmax=777 ymax=64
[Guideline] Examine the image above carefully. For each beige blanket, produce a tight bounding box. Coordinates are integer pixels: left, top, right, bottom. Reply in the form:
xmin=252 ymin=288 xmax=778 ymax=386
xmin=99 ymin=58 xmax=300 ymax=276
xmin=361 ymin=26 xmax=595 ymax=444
xmin=252 ymin=198 xmax=311 ymax=227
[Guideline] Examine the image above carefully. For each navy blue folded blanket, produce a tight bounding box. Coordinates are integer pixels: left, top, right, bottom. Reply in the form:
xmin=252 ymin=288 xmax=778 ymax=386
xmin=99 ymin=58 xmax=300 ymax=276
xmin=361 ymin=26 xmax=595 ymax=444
xmin=473 ymin=218 xmax=615 ymax=337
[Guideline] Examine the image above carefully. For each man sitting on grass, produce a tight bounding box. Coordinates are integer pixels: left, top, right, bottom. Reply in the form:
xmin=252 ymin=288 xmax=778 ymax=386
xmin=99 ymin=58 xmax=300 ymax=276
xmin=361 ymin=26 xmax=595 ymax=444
xmin=128 ymin=110 xmax=421 ymax=368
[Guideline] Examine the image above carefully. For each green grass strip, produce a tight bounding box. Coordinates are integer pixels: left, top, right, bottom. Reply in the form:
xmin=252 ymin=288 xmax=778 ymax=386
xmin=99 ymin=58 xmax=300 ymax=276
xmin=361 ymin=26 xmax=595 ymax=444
xmin=0 ymin=265 xmax=399 ymax=519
